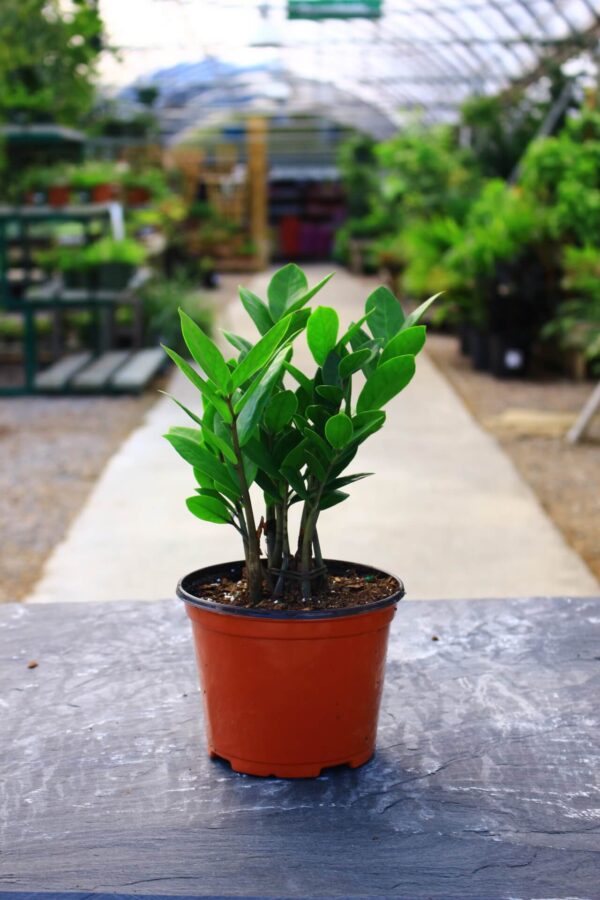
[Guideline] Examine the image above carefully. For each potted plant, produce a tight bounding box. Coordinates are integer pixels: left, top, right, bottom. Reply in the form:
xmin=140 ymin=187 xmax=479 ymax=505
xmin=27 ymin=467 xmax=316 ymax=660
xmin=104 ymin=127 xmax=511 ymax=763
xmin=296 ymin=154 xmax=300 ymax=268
xmin=18 ymin=167 xmax=51 ymax=205
xmin=123 ymin=168 xmax=168 ymax=207
xmin=69 ymin=162 xmax=120 ymax=204
xmin=84 ymin=237 xmax=147 ymax=290
xmin=163 ymin=264 xmax=438 ymax=777
xmin=47 ymin=166 xmax=72 ymax=208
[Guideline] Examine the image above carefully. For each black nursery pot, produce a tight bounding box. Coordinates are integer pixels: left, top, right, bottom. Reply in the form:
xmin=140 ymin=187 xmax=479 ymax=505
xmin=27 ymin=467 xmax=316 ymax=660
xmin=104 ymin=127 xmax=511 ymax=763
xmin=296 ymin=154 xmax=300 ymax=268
xmin=467 ymin=326 xmax=491 ymax=371
xmin=96 ymin=262 xmax=135 ymax=291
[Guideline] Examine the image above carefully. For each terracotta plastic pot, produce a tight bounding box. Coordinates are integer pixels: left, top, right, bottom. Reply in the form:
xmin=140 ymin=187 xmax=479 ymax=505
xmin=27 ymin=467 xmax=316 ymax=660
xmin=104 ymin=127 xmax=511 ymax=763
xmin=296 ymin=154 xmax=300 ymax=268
xmin=125 ymin=186 xmax=151 ymax=207
xmin=177 ymin=559 xmax=403 ymax=778
xmin=92 ymin=183 xmax=116 ymax=204
xmin=48 ymin=185 xmax=71 ymax=207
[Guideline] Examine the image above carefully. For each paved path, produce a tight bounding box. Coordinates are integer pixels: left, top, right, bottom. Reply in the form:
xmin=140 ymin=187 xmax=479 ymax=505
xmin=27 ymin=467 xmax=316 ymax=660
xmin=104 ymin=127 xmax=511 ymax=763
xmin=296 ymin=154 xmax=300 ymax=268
xmin=27 ymin=266 xmax=599 ymax=602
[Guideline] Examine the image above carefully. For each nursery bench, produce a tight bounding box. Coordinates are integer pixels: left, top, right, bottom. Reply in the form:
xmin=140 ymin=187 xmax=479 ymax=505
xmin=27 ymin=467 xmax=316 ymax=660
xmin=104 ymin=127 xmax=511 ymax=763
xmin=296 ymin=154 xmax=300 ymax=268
xmin=1 ymin=594 xmax=598 ymax=899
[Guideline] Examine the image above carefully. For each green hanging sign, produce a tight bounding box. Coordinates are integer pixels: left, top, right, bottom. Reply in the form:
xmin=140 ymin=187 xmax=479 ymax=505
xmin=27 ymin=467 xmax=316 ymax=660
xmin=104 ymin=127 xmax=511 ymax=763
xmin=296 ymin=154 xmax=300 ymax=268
xmin=288 ymin=0 xmax=382 ymax=19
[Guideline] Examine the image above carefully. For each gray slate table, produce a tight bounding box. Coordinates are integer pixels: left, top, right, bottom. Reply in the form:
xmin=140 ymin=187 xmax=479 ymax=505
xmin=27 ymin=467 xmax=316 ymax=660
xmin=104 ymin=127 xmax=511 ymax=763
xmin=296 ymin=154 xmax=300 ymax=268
xmin=1 ymin=596 xmax=599 ymax=900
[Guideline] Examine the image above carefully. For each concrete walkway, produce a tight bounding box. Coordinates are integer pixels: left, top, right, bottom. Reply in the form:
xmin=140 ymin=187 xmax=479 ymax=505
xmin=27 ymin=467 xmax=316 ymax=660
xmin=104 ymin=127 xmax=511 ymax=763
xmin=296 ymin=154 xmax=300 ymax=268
xmin=27 ymin=266 xmax=599 ymax=603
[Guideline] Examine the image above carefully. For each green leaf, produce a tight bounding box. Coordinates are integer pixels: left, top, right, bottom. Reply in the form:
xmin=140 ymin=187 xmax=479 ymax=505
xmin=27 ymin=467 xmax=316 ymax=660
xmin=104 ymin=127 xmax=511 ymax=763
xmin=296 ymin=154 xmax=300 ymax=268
xmin=306 ymin=404 xmax=329 ymax=430
xmin=380 ymin=326 xmax=426 ymax=365
xmin=231 ymin=317 xmax=289 ymax=389
xmin=268 ymin=264 xmax=308 ymax=321
xmin=236 ymin=348 xmax=290 ymax=446
xmin=339 ymin=349 xmax=372 ymax=379
xmin=165 ymin=410 xmax=237 ymax=466
xmin=202 ymin=424 xmax=237 ymax=465
xmin=303 ymin=427 xmax=333 ymax=464
xmin=195 ymin=487 xmax=236 ymax=512
xmin=328 ymin=446 xmax=358 ymax=480
xmin=223 ymin=331 xmax=253 ymax=355
xmin=307 ymin=306 xmax=339 ymax=366
xmin=273 ymin=430 xmax=303 ymax=467
xmin=316 ymin=384 xmax=344 ymax=405
xmin=283 ymin=307 xmax=311 ymax=337
xmin=365 ymin=285 xmax=405 ymax=341
xmin=186 ymin=495 xmax=231 ymax=525
xmin=325 ymin=412 xmax=354 ymax=449
xmin=179 ymin=309 xmax=231 ymax=388
xmin=160 ymin=391 xmax=203 ymax=427
xmin=244 ymin=438 xmax=281 ymax=481
xmin=264 ymin=390 xmax=298 ymax=431
xmin=356 ymin=355 xmax=416 ymax=413
xmin=284 ymin=272 xmax=335 ymax=316
xmin=318 ymin=490 xmax=349 ymax=511
xmin=337 ymin=311 xmax=374 ymax=348
xmin=281 ymin=466 xmax=310 ymax=502
xmin=255 ymin=474 xmax=282 ymax=505
xmin=326 ymin=472 xmax=373 ymax=491
xmin=322 ymin=350 xmax=342 ymax=386
xmin=401 ymin=293 xmax=442 ymax=330
xmin=283 ymin=360 xmax=312 ymax=393
xmin=281 ymin=438 xmax=308 ymax=471
xmin=164 ymin=432 xmax=240 ymax=496
xmin=305 ymin=451 xmax=327 ymax=482
xmin=161 ymin=345 xmax=232 ymax=422
xmin=239 ymin=287 xmax=274 ymax=336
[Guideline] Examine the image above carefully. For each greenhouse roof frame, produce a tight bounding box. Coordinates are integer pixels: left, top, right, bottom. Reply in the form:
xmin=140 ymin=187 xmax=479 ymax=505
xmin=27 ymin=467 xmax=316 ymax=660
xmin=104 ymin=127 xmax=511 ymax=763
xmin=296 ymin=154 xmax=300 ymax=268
xmin=102 ymin=0 xmax=600 ymax=138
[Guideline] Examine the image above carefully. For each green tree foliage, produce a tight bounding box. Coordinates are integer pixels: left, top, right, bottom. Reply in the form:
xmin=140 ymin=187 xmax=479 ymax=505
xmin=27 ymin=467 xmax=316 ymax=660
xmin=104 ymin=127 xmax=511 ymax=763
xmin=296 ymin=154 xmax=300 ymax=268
xmin=0 ymin=0 xmax=104 ymax=125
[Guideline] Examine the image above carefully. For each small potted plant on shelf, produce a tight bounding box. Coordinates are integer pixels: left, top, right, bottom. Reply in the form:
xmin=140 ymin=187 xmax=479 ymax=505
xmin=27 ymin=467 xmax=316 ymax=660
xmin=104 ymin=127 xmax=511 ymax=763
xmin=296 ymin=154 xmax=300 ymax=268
xmin=84 ymin=237 xmax=147 ymax=290
xmin=47 ymin=166 xmax=72 ymax=208
xmin=123 ymin=168 xmax=168 ymax=207
xmin=19 ymin=167 xmax=51 ymax=206
xmin=69 ymin=162 xmax=120 ymax=204
xmin=163 ymin=264 xmax=437 ymax=778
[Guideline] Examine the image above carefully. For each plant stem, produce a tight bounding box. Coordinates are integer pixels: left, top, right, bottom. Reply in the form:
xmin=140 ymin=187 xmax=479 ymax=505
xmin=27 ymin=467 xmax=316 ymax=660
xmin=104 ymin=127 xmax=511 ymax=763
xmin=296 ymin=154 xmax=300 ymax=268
xmin=228 ymin=400 xmax=263 ymax=604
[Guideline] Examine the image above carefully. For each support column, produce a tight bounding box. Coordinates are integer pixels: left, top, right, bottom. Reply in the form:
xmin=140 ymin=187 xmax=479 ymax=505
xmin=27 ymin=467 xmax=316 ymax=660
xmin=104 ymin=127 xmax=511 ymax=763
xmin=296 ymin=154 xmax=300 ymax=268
xmin=247 ymin=116 xmax=268 ymax=269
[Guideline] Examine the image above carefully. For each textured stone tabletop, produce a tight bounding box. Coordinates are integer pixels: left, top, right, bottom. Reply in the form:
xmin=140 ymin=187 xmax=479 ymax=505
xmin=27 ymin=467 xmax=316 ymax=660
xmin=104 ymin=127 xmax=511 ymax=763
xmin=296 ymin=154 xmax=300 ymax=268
xmin=1 ymin=596 xmax=599 ymax=900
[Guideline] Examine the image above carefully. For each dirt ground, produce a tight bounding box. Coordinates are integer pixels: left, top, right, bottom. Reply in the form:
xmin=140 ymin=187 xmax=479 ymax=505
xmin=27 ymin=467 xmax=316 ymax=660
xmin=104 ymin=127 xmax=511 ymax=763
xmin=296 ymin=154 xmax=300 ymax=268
xmin=0 ymin=389 xmax=158 ymax=601
xmin=426 ymin=334 xmax=600 ymax=585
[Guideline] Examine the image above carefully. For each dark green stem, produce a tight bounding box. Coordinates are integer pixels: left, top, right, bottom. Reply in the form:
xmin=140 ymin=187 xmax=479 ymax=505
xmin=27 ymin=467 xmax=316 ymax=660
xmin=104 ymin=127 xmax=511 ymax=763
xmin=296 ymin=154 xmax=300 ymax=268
xmin=228 ymin=399 xmax=262 ymax=604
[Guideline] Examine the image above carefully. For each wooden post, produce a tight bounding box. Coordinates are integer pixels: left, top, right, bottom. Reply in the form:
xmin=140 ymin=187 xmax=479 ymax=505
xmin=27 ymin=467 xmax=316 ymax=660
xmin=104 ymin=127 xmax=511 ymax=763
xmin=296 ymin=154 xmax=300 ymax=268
xmin=247 ymin=116 xmax=268 ymax=269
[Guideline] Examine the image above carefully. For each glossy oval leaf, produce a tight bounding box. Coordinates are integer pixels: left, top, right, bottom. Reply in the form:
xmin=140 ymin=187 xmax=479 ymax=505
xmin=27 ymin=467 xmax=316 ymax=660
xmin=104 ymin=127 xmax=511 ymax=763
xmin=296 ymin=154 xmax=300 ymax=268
xmin=339 ymin=348 xmax=372 ymax=379
xmin=264 ymin=390 xmax=298 ymax=432
xmin=325 ymin=412 xmax=354 ymax=449
xmin=236 ymin=348 xmax=290 ymax=446
xmin=186 ymin=495 xmax=231 ymax=525
xmin=179 ymin=309 xmax=231 ymax=388
xmin=239 ymin=287 xmax=274 ymax=336
xmin=268 ymin=264 xmax=308 ymax=321
xmin=365 ymin=285 xmax=405 ymax=341
xmin=231 ymin=317 xmax=289 ymax=389
xmin=356 ymin=355 xmax=416 ymax=413
xmin=315 ymin=384 xmax=344 ymax=405
xmin=307 ymin=306 xmax=339 ymax=366
xmin=380 ymin=326 xmax=426 ymax=365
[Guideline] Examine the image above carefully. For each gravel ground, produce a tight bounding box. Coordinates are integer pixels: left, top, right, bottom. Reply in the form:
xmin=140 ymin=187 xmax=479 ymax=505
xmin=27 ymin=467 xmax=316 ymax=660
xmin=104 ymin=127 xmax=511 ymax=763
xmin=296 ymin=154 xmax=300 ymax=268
xmin=0 ymin=389 xmax=158 ymax=602
xmin=426 ymin=334 xmax=600 ymax=584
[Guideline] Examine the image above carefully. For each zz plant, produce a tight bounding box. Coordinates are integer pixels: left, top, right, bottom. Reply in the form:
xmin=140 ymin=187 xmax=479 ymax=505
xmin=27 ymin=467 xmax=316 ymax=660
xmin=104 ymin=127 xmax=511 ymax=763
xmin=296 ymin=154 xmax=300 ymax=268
xmin=163 ymin=265 xmax=437 ymax=605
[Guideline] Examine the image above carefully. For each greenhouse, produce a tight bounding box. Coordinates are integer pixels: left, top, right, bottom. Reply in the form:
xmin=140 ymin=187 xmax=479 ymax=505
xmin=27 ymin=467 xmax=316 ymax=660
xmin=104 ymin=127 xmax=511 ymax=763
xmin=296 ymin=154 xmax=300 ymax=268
xmin=1 ymin=1 xmax=600 ymax=897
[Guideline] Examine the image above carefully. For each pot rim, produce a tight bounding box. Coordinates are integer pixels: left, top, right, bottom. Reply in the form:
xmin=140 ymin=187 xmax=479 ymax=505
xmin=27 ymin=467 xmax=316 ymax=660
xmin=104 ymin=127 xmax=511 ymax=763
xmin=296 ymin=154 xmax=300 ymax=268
xmin=177 ymin=558 xmax=404 ymax=620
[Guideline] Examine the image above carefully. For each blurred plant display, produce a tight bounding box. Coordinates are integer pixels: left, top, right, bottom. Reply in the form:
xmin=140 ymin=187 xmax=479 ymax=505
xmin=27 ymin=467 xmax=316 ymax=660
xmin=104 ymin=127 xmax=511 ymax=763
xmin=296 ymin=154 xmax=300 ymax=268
xmin=336 ymin=96 xmax=600 ymax=375
xmin=0 ymin=0 xmax=104 ymax=126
